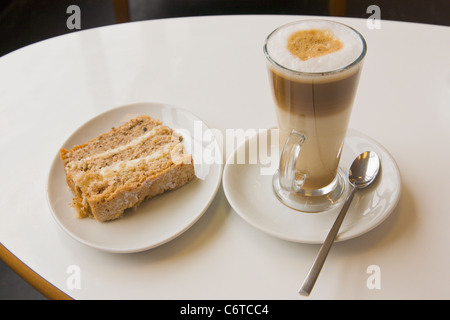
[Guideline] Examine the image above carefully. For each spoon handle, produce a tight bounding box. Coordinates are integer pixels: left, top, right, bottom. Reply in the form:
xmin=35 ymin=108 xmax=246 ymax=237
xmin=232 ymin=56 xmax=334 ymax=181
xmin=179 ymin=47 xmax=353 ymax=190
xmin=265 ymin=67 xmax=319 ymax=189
xmin=299 ymin=187 xmax=357 ymax=296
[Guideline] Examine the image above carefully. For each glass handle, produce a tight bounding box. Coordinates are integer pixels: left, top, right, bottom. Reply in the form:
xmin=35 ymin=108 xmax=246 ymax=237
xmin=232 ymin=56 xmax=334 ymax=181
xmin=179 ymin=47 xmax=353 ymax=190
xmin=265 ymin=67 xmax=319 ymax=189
xmin=278 ymin=130 xmax=307 ymax=193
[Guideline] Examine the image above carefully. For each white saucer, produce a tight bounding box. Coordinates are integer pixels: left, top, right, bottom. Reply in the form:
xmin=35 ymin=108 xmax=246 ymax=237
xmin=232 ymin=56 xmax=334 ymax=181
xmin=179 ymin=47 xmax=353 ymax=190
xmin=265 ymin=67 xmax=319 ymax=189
xmin=47 ymin=102 xmax=223 ymax=253
xmin=223 ymin=128 xmax=401 ymax=244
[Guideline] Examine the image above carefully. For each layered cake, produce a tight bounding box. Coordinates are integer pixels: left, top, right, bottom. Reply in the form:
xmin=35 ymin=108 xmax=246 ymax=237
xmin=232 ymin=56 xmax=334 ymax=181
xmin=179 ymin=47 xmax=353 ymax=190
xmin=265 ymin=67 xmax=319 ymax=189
xmin=60 ymin=115 xmax=195 ymax=222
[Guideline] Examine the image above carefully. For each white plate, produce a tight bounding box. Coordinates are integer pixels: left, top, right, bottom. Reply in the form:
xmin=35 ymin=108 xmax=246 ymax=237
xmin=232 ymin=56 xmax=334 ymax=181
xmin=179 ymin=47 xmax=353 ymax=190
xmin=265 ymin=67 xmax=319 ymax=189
xmin=47 ymin=102 xmax=223 ymax=253
xmin=223 ymin=128 xmax=401 ymax=244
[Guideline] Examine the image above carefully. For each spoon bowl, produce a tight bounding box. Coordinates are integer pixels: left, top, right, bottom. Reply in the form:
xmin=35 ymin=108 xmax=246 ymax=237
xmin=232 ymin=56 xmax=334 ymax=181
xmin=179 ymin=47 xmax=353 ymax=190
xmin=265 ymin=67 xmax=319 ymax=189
xmin=299 ymin=151 xmax=381 ymax=296
xmin=349 ymin=151 xmax=381 ymax=189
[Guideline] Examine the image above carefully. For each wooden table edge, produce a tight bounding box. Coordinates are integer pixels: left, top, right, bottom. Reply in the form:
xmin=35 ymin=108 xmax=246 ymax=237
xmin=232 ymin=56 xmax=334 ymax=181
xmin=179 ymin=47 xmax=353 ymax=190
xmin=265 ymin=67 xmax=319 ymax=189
xmin=0 ymin=243 xmax=73 ymax=300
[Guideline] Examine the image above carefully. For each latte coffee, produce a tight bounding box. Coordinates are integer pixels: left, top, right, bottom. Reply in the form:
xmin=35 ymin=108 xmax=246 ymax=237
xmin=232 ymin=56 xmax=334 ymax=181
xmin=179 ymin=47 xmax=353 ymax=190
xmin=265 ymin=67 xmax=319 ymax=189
xmin=265 ymin=20 xmax=366 ymax=193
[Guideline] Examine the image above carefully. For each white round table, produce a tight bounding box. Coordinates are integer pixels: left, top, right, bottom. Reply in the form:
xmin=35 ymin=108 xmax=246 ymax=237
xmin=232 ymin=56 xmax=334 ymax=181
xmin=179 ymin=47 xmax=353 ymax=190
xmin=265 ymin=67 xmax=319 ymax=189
xmin=1 ymin=15 xmax=449 ymax=300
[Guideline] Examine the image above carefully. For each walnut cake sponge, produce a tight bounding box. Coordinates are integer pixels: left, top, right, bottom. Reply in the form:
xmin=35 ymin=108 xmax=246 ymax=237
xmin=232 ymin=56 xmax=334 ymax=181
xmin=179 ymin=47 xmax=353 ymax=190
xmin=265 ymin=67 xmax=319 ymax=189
xmin=60 ymin=115 xmax=195 ymax=222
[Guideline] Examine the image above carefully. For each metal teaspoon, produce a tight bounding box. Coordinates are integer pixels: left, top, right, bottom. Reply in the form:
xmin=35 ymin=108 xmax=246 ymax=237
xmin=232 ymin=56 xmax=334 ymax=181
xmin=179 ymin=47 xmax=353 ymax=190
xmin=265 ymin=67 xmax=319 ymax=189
xmin=299 ymin=151 xmax=381 ymax=296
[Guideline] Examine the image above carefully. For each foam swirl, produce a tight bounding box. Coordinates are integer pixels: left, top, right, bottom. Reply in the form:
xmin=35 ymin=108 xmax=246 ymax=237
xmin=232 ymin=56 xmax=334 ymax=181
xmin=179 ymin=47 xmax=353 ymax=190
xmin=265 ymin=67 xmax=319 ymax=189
xmin=266 ymin=20 xmax=365 ymax=73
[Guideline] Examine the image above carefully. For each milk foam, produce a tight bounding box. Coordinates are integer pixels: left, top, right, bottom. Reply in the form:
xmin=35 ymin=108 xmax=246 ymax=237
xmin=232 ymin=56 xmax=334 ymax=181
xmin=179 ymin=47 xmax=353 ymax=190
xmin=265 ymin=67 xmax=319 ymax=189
xmin=266 ymin=20 xmax=364 ymax=73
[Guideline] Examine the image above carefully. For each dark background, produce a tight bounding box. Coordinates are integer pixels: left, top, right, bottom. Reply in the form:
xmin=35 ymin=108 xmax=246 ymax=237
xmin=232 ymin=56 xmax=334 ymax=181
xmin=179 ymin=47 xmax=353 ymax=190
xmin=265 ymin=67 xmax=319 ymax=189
xmin=1 ymin=0 xmax=450 ymax=57
xmin=0 ymin=0 xmax=449 ymax=299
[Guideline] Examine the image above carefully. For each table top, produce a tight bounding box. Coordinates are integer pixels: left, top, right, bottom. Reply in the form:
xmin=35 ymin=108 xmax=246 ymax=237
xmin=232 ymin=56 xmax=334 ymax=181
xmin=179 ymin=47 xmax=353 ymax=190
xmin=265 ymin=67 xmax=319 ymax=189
xmin=1 ymin=15 xmax=449 ymax=300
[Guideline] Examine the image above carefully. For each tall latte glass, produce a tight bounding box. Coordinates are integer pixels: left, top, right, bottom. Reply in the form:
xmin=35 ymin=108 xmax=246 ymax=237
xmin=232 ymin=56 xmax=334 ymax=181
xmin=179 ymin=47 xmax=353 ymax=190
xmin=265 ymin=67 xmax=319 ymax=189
xmin=264 ymin=20 xmax=367 ymax=212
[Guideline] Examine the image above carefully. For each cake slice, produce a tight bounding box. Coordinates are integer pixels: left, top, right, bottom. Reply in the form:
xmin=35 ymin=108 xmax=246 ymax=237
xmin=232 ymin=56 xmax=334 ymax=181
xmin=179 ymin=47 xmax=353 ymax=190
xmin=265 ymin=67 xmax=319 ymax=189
xmin=60 ymin=115 xmax=195 ymax=222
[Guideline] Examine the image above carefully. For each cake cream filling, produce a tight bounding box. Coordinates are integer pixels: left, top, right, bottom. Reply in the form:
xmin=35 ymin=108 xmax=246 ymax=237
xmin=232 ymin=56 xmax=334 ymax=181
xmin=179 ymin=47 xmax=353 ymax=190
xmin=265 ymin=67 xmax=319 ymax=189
xmin=67 ymin=125 xmax=191 ymax=187
xmin=65 ymin=125 xmax=171 ymax=171
xmin=98 ymin=142 xmax=186 ymax=179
